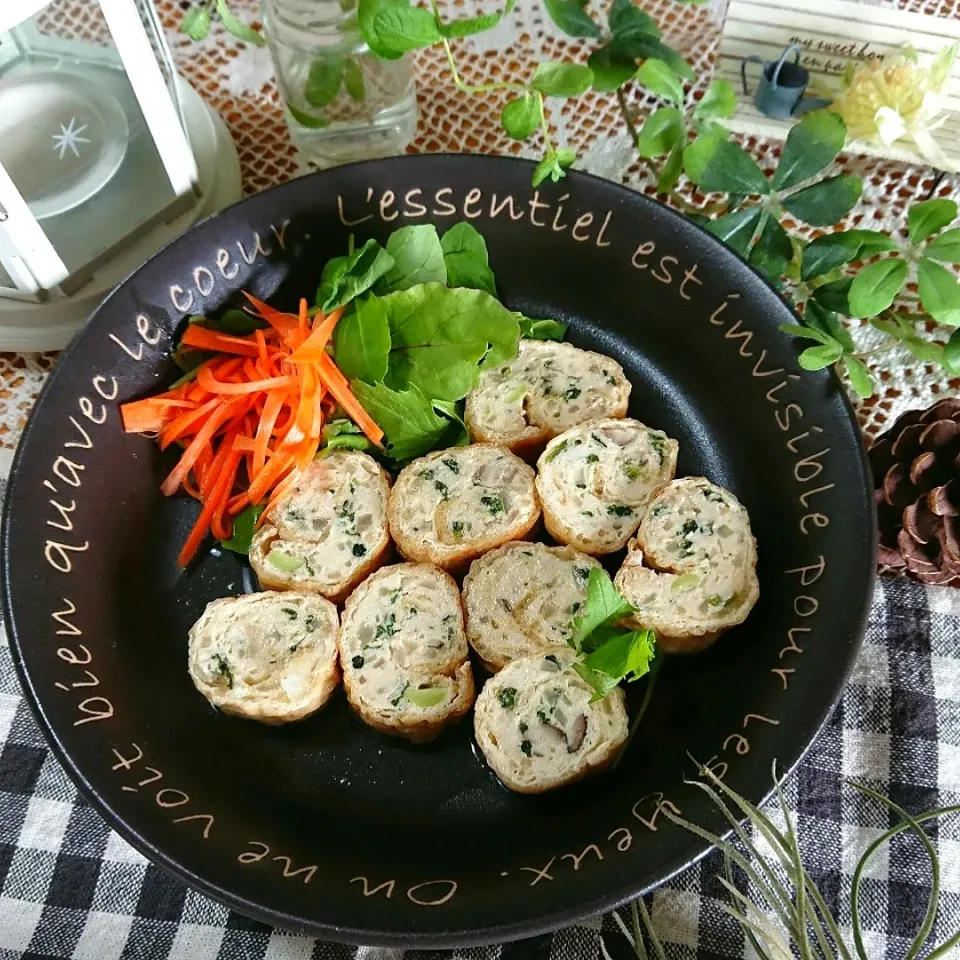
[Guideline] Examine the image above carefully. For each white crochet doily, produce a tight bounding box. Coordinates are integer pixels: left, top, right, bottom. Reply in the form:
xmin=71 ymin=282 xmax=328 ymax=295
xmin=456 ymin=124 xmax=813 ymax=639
xmin=1 ymin=0 xmax=957 ymax=449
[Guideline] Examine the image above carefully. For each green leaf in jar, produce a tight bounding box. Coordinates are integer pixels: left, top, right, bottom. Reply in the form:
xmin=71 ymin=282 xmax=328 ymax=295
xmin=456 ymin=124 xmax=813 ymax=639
xmin=286 ymin=102 xmax=330 ymax=129
xmin=305 ymin=57 xmax=345 ymax=108
xmin=343 ymin=58 xmax=366 ymax=101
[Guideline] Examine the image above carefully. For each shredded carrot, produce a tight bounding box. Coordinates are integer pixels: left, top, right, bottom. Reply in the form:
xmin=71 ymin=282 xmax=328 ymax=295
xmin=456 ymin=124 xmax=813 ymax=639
xmin=288 ymin=306 xmax=344 ymax=363
xmin=120 ymin=288 xmax=385 ymax=567
xmin=317 ymin=354 xmax=384 ymax=446
xmin=180 ymin=325 xmax=260 ymax=357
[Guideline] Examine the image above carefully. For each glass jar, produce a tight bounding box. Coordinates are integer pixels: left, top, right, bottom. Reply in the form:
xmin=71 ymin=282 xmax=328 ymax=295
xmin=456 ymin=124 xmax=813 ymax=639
xmin=262 ymin=0 xmax=418 ymax=170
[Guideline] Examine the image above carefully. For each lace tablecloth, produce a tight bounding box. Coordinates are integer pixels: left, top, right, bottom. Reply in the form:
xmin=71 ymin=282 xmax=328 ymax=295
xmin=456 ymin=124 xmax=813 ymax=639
xmin=0 ymin=0 xmax=958 ymax=450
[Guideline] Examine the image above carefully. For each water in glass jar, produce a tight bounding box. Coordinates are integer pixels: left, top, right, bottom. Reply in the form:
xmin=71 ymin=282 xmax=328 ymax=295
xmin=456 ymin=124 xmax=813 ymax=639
xmin=262 ymin=0 xmax=418 ymax=169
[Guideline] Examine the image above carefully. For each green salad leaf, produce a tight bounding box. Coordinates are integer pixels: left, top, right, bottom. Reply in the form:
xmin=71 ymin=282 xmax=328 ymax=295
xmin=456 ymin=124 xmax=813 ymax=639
xmin=432 ymin=398 xmax=470 ymax=447
xmin=218 ymin=504 xmax=265 ymax=555
xmin=378 ymin=224 xmax=447 ymax=293
xmin=350 ymin=381 xmax=450 ymax=461
xmin=321 ymin=419 xmax=374 ymax=453
xmin=332 ymin=293 xmax=391 ymax=383
xmin=441 ymin=222 xmax=497 ymax=295
xmin=381 ymin=284 xmax=521 ymax=401
xmin=316 ymin=238 xmax=395 ymax=312
xmin=518 ymin=315 xmax=568 ymax=341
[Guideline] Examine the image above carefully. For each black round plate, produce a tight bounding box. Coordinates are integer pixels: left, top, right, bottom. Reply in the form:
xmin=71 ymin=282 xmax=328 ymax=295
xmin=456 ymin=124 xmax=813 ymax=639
xmin=2 ymin=156 xmax=875 ymax=947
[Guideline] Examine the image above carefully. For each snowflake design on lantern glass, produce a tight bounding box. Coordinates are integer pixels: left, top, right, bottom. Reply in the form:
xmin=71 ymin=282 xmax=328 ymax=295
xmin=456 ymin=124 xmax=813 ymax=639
xmin=51 ymin=117 xmax=91 ymax=159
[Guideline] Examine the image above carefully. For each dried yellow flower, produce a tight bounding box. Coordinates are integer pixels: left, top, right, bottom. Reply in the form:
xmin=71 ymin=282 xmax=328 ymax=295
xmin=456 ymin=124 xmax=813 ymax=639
xmin=829 ymin=43 xmax=958 ymax=171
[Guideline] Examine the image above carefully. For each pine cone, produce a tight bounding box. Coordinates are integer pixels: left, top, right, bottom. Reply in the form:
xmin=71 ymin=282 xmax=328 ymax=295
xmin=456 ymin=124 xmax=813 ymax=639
xmin=870 ymin=397 xmax=960 ymax=585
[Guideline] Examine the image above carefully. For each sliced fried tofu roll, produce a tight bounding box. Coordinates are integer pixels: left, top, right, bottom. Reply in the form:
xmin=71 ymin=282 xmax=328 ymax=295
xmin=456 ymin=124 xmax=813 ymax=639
xmin=462 ymin=542 xmax=602 ymax=671
xmin=250 ymin=452 xmax=391 ymax=604
xmin=535 ymin=418 xmax=679 ymax=555
xmin=474 ymin=649 xmax=628 ymax=794
xmin=188 ymin=591 xmax=339 ymax=724
xmin=615 ymin=477 xmax=759 ymax=654
xmin=465 ymin=340 xmax=631 ymax=456
xmin=338 ymin=563 xmax=475 ymax=742
xmin=388 ymin=444 xmax=540 ymax=572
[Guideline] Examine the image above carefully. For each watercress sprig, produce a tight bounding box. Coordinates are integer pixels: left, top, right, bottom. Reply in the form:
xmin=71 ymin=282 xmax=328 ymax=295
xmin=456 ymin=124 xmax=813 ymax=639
xmin=569 ymin=567 xmax=656 ymax=700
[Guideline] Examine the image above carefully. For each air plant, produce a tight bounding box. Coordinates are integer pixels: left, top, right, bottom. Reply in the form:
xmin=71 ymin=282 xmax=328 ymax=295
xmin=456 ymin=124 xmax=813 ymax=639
xmin=602 ymin=764 xmax=960 ymax=960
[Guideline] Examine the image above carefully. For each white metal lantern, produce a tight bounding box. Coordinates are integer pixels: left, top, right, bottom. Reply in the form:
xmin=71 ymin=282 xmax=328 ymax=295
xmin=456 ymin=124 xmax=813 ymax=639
xmin=0 ymin=0 xmax=201 ymax=301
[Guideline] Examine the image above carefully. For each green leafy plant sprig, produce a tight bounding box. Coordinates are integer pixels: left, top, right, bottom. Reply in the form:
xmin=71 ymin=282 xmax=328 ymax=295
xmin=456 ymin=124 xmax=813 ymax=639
xmin=605 ymin=764 xmax=960 ymax=960
xmin=180 ymin=0 xmax=265 ymax=45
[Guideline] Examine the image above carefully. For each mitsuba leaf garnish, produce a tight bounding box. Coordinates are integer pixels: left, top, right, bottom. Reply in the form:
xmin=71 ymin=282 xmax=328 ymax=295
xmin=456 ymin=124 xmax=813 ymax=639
xmin=219 ymin=504 xmax=265 ymax=555
xmin=569 ymin=567 xmax=656 ymax=701
xmin=350 ymin=381 xmax=450 ymax=462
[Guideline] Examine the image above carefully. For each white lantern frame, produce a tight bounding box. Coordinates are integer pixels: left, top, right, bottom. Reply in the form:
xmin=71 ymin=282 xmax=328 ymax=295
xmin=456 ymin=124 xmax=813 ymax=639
xmin=0 ymin=0 xmax=200 ymax=301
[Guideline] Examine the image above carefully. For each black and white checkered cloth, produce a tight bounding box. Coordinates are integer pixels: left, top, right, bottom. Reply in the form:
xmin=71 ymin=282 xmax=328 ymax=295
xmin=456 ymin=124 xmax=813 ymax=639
xmin=0 ymin=453 xmax=957 ymax=960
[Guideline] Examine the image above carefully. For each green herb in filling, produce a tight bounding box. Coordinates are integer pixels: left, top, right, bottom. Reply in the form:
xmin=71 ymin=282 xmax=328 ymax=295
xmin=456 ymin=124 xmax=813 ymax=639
xmin=520 ymin=739 xmax=533 ymax=756
xmin=586 ymin=454 xmax=599 ymax=463
xmin=352 ymin=655 xmax=365 ymax=668
xmin=442 ymin=458 xmax=460 ymax=474
xmin=212 ymin=654 xmax=233 ymax=689
xmin=621 ymin=460 xmax=642 ymax=481
xmin=451 ymin=520 xmax=465 ymax=539
xmin=376 ymin=613 xmax=397 ymax=639
xmin=281 ymin=607 xmax=298 ymax=620
xmin=545 ymin=439 xmax=568 ymax=462
xmin=352 ymin=542 xmax=367 ymax=557
xmin=481 ymin=493 xmax=505 ymax=515
xmin=563 ymin=387 xmax=581 ymax=401
xmin=607 ymin=504 xmax=633 ymax=517
xmin=499 ymin=687 xmax=517 ymax=709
